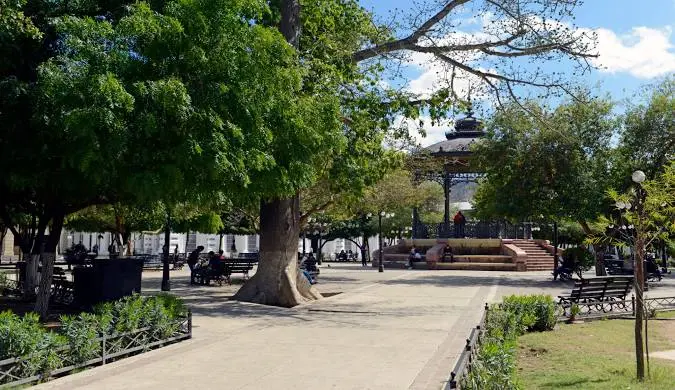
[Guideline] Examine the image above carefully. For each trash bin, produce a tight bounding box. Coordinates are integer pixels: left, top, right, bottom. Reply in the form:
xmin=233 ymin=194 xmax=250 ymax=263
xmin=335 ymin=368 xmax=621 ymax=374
xmin=73 ymin=257 xmax=143 ymax=307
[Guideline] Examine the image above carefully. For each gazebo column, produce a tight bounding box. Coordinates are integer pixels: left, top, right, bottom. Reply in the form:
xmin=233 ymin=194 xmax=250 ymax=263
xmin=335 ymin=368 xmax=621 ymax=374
xmin=443 ymin=172 xmax=450 ymax=237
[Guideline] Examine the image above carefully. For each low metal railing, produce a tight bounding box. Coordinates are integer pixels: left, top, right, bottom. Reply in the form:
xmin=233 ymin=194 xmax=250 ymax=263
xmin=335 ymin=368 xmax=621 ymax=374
xmin=557 ymin=295 xmax=675 ymax=320
xmin=446 ymin=304 xmax=488 ymax=389
xmin=0 ymin=311 xmax=192 ymax=388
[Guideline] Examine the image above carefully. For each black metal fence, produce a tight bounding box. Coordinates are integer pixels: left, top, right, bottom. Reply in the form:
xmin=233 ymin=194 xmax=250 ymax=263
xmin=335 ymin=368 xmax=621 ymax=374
xmin=557 ymin=295 xmax=675 ymax=320
xmin=0 ymin=311 xmax=192 ymax=388
xmin=417 ymin=221 xmax=532 ymax=239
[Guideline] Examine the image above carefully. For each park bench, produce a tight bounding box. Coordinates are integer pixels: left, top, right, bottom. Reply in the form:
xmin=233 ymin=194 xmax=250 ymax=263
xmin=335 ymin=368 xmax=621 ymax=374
xmin=223 ymin=258 xmax=257 ymax=284
xmin=558 ymin=276 xmax=633 ymax=314
xmin=50 ymin=269 xmax=74 ymax=305
xmin=192 ymin=258 xmax=256 ymax=286
xmin=172 ymin=253 xmax=186 ymax=270
xmin=139 ymin=255 xmax=163 ymax=270
xmin=194 ymin=262 xmax=227 ymax=286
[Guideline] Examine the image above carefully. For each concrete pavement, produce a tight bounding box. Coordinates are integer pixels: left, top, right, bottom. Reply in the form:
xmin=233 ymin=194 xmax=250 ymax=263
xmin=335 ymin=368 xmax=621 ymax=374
xmin=36 ymin=265 xmax=673 ymax=390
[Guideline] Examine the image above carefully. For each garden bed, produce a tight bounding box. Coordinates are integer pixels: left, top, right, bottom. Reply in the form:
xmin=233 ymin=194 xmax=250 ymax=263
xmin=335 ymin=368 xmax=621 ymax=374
xmin=517 ymin=312 xmax=675 ymax=389
xmin=0 ymin=294 xmax=191 ymax=387
xmin=449 ymin=295 xmax=675 ymax=390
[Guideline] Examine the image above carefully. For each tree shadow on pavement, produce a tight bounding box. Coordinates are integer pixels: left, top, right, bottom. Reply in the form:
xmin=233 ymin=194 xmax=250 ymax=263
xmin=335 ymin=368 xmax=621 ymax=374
xmin=381 ymin=273 xmax=573 ymax=291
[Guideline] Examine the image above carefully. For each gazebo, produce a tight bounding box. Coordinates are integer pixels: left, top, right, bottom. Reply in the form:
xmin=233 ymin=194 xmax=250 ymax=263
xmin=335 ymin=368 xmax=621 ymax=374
xmin=411 ymin=105 xmax=486 ymax=238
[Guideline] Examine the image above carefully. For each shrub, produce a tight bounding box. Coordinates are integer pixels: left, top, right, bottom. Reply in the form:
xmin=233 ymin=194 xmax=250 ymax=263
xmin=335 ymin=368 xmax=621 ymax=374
xmin=562 ymin=246 xmax=594 ymax=278
xmin=60 ymin=313 xmax=101 ymax=365
xmin=155 ymin=293 xmax=187 ymax=319
xmin=0 ymin=311 xmax=67 ymax=380
xmin=501 ymin=295 xmax=556 ymax=332
xmin=0 ymin=294 xmax=187 ymax=385
xmin=461 ymin=295 xmax=557 ymax=389
xmin=464 ymin=339 xmax=518 ymax=390
xmin=0 ymin=273 xmax=8 ymax=289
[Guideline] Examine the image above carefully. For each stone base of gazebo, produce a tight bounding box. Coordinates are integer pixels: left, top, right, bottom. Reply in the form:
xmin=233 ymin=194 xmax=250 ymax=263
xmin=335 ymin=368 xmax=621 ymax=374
xmin=372 ymin=238 xmax=555 ymax=272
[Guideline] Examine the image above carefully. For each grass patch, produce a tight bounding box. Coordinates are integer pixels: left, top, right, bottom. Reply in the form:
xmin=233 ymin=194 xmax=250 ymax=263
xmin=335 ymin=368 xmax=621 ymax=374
xmin=517 ymin=312 xmax=675 ymax=389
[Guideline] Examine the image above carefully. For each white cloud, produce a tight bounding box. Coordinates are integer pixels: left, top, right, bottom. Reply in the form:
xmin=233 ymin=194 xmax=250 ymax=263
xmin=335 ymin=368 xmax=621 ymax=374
xmin=394 ymin=115 xmax=453 ymax=147
xmin=592 ymin=26 xmax=675 ymax=78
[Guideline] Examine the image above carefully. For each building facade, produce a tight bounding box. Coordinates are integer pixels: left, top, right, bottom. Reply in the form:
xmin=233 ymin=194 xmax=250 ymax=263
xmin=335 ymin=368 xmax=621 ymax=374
xmin=59 ymin=230 xmax=379 ymax=260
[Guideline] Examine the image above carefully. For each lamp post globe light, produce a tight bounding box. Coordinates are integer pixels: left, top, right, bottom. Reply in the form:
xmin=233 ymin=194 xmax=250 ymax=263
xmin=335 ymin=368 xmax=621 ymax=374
xmin=632 ymin=170 xmax=646 ymax=184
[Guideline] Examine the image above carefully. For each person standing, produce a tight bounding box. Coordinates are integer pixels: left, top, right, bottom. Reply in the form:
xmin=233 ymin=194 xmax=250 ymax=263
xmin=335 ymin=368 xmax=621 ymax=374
xmin=187 ymin=246 xmax=204 ymax=285
xmin=458 ymin=211 xmax=466 ymax=238
xmin=453 ymin=212 xmax=462 ymax=238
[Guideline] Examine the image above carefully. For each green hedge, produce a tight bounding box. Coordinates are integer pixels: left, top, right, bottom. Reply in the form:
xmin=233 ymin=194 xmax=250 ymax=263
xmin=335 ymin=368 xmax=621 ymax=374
xmin=0 ymin=293 xmax=187 ymax=383
xmin=462 ymin=295 xmax=556 ymax=390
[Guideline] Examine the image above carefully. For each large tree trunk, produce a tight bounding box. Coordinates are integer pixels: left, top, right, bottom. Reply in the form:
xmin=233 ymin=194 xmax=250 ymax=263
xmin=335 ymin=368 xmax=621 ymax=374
xmin=34 ymin=211 xmax=64 ymax=320
xmin=232 ymin=0 xmax=320 ymax=306
xmin=578 ymin=220 xmax=607 ymax=276
xmin=233 ymin=196 xmax=321 ymax=306
xmin=23 ymin=220 xmax=48 ymax=299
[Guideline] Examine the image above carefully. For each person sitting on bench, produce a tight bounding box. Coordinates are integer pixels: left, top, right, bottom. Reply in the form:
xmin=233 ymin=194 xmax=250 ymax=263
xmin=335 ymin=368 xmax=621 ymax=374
xmin=443 ymin=244 xmax=454 ymax=263
xmin=408 ymin=247 xmax=421 ymax=269
xmin=304 ymin=253 xmax=318 ymax=272
xmin=553 ymin=255 xmax=573 ymax=281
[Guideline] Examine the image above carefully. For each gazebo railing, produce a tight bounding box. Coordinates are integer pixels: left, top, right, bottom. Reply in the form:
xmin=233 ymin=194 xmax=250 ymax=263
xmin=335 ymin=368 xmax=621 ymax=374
xmin=416 ymin=221 xmax=531 ymax=239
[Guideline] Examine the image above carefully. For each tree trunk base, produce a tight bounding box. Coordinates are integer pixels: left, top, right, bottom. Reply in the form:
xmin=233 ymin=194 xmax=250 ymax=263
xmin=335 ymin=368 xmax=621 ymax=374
xmin=233 ymin=265 xmax=322 ymax=307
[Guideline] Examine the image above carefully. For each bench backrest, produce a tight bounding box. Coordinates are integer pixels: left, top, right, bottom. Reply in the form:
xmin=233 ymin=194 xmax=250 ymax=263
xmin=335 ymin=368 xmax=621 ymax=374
xmin=570 ymin=276 xmax=633 ymax=300
xmin=226 ymin=257 xmax=257 ymax=265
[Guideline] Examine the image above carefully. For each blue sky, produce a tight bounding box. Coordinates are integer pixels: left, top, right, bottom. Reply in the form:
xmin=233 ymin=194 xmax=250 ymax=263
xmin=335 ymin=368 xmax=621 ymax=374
xmin=358 ymin=0 xmax=675 ymax=145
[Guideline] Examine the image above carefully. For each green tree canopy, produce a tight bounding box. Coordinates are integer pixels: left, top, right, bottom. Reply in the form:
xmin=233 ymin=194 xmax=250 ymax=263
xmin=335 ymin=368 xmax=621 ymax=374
xmin=472 ymin=97 xmax=617 ymax=231
xmin=617 ymin=77 xmax=674 ymax=182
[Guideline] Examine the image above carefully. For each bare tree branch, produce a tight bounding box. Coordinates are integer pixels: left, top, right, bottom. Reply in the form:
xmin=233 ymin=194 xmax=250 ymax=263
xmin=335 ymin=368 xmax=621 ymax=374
xmin=352 ymin=0 xmax=470 ymax=62
xmin=349 ymin=0 xmax=598 ymax=110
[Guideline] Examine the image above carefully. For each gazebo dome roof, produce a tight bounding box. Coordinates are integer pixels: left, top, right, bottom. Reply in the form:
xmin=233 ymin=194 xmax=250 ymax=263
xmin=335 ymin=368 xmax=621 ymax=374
xmin=424 ymin=105 xmax=484 ymax=156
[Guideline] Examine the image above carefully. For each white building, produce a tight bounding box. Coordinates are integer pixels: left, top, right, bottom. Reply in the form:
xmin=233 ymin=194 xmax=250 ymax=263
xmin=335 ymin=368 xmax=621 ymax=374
xmin=60 ymin=230 xmax=380 ymax=259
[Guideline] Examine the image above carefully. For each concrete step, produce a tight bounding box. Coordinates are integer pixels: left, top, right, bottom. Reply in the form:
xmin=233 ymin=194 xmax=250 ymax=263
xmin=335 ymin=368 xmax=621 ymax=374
xmin=451 ymin=255 xmax=513 ymax=264
xmin=434 ymin=262 xmax=518 ymax=271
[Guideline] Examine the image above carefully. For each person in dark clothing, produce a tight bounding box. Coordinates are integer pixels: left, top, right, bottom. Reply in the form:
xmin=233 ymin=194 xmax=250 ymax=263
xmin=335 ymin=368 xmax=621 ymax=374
xmin=187 ymin=246 xmax=204 ymax=285
xmin=454 ymin=211 xmax=467 ymax=238
xmin=207 ymin=251 xmax=220 ymax=268
xmin=553 ymin=255 xmax=573 ymax=281
xmin=304 ymin=253 xmax=318 ymax=272
xmin=453 ymin=212 xmax=462 ymax=238
xmin=443 ymin=244 xmax=454 ymax=263
xmin=361 ymin=250 xmax=368 ymax=267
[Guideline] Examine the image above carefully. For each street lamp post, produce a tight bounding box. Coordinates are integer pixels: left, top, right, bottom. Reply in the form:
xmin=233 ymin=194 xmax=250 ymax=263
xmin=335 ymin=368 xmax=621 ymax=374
xmin=613 ymin=170 xmax=647 ymax=381
xmin=378 ymin=212 xmax=384 ymax=272
xmin=377 ymin=211 xmax=394 ymax=272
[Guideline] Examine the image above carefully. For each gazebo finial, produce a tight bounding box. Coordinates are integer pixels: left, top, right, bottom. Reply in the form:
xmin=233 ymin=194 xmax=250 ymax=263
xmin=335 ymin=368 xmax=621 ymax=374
xmin=466 ymin=84 xmax=474 ymax=118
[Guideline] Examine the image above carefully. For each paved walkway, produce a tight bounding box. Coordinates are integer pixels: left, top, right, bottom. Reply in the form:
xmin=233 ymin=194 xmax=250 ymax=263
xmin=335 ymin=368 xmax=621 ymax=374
xmin=34 ymin=265 xmax=675 ymax=390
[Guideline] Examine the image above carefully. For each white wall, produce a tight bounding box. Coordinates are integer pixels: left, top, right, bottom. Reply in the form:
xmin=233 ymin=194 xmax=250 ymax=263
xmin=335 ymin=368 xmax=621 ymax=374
xmin=61 ymin=230 xmax=381 ymax=258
